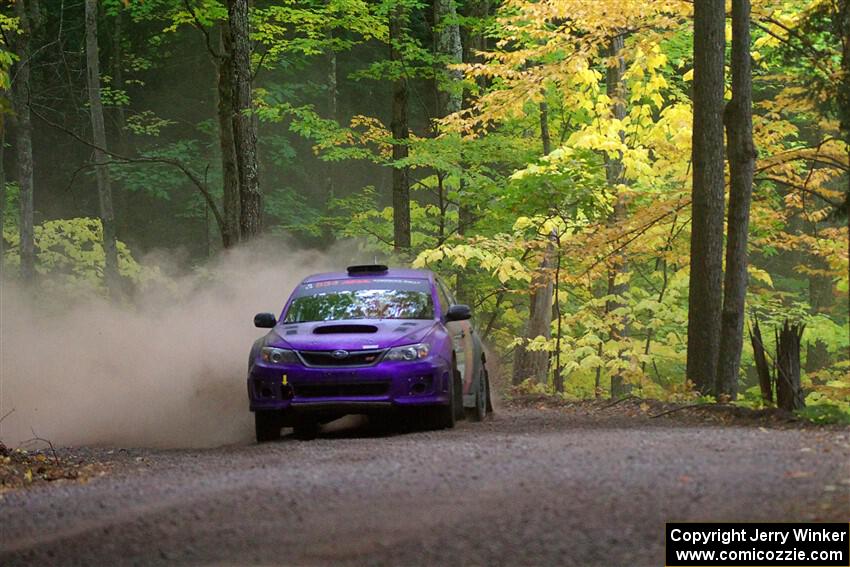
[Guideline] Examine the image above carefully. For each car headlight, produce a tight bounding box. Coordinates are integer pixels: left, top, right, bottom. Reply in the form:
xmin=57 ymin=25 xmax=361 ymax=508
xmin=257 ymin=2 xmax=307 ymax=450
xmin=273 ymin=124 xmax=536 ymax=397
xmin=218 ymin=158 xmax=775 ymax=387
xmin=261 ymin=347 xmax=300 ymax=364
xmin=385 ymin=343 xmax=430 ymax=361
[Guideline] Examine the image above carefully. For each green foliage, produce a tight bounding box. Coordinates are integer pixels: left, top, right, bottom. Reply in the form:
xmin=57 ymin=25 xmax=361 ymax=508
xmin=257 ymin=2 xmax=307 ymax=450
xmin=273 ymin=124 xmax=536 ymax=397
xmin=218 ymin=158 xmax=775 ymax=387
xmin=3 ymin=218 xmax=144 ymax=297
xmin=125 ymin=111 xmax=176 ymax=137
xmin=264 ymin=186 xmax=323 ymax=237
xmin=796 ymin=394 xmax=850 ymax=425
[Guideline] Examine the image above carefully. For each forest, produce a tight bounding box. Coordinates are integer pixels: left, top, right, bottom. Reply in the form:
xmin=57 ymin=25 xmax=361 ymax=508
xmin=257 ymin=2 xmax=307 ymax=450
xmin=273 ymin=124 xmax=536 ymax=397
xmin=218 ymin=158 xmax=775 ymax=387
xmin=1 ymin=0 xmax=848 ymax=421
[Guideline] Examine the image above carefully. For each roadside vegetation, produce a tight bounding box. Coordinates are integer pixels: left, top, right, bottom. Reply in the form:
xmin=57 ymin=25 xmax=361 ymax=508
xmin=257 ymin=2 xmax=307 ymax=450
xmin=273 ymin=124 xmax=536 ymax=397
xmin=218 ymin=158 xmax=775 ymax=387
xmin=0 ymin=0 xmax=847 ymax=426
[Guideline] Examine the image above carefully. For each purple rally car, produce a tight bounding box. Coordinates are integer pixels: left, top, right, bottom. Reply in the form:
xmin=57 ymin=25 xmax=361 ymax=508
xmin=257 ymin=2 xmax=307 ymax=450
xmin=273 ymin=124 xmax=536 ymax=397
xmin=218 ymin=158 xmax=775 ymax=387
xmin=247 ymin=265 xmax=493 ymax=441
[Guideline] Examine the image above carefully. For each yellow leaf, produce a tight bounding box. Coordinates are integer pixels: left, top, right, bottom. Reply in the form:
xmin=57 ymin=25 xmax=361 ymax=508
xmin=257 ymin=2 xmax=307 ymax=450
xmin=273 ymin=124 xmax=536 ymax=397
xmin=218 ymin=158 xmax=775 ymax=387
xmin=749 ymin=266 xmax=773 ymax=287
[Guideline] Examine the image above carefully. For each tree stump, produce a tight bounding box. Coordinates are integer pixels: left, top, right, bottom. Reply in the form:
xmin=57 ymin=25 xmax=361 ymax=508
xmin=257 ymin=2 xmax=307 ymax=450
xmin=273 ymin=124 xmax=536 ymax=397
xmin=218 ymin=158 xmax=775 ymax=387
xmin=775 ymin=320 xmax=806 ymax=411
xmin=749 ymin=319 xmax=772 ymax=404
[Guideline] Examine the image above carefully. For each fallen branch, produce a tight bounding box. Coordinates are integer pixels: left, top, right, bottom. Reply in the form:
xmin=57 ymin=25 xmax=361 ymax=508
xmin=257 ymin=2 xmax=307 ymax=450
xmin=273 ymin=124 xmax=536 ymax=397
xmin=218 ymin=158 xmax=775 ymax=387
xmin=650 ymin=403 xmax=707 ymax=419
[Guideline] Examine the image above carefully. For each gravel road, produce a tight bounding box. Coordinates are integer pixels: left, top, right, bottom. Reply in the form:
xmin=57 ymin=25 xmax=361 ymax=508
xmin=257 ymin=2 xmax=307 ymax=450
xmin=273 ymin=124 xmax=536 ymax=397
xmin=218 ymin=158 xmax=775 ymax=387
xmin=1 ymin=407 xmax=848 ymax=566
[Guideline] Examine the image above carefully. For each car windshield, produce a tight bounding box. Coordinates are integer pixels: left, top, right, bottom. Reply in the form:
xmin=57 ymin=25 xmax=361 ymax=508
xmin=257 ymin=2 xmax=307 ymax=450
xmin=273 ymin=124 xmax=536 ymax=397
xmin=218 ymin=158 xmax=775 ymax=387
xmin=284 ymin=278 xmax=434 ymax=323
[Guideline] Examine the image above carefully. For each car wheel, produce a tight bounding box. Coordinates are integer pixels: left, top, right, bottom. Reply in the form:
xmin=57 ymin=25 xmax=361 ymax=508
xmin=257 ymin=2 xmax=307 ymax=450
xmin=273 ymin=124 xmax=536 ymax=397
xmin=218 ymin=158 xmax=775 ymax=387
xmin=429 ymin=371 xmax=457 ymax=430
xmin=293 ymin=418 xmax=319 ymax=440
xmin=452 ymin=367 xmax=465 ymax=422
xmin=466 ymin=366 xmax=487 ymax=422
xmin=484 ymin=366 xmax=494 ymax=414
xmin=255 ymin=411 xmax=281 ymax=443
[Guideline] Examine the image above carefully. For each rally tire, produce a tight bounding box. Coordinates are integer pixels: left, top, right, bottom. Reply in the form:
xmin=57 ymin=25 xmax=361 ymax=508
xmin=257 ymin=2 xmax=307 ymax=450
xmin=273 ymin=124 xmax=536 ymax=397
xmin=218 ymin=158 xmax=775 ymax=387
xmin=429 ymin=372 xmax=457 ymax=430
xmin=484 ymin=366 xmax=494 ymax=414
xmin=254 ymin=411 xmax=281 ymax=443
xmin=466 ymin=366 xmax=487 ymax=422
xmin=453 ymin=367 xmax=465 ymax=422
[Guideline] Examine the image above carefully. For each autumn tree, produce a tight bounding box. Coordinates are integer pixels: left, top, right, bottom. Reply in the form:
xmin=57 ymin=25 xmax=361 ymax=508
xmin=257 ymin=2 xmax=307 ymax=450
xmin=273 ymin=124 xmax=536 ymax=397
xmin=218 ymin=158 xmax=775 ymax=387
xmin=686 ymin=0 xmax=726 ymax=396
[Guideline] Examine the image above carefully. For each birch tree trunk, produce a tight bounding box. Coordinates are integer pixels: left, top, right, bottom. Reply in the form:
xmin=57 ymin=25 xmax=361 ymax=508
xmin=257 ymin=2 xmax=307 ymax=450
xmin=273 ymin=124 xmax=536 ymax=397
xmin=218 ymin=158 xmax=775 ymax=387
xmin=605 ymin=33 xmax=631 ymax=398
xmin=687 ymin=0 xmax=726 ymax=396
xmin=227 ymin=0 xmax=262 ymax=239
xmin=390 ymin=4 xmax=411 ymax=251
xmin=13 ymin=0 xmax=35 ymax=284
xmin=716 ymin=0 xmax=756 ymax=401
xmin=217 ymin=23 xmax=240 ymax=248
xmin=85 ymin=0 xmax=121 ymax=297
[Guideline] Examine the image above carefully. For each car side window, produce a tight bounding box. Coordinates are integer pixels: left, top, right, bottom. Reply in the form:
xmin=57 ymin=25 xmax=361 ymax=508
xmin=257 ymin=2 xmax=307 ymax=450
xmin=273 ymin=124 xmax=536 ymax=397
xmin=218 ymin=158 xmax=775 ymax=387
xmin=441 ymin=280 xmax=458 ymax=306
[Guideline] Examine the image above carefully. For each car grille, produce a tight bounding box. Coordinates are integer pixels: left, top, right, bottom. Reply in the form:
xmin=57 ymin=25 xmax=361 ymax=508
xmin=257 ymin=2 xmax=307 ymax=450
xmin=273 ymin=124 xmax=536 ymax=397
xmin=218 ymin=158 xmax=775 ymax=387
xmin=297 ymin=349 xmax=385 ymax=367
xmin=294 ymin=382 xmax=390 ymax=398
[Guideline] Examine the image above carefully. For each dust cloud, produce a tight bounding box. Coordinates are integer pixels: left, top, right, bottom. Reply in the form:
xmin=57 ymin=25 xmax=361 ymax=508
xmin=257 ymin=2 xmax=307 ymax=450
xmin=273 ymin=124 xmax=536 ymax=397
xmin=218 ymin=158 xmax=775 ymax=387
xmin=0 ymin=241 xmax=363 ymax=448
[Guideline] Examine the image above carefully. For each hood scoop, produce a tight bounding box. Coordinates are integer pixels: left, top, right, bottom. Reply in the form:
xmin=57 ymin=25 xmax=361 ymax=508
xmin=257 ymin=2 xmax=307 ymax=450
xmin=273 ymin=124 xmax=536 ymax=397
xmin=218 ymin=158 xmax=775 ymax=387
xmin=313 ymin=324 xmax=379 ymax=335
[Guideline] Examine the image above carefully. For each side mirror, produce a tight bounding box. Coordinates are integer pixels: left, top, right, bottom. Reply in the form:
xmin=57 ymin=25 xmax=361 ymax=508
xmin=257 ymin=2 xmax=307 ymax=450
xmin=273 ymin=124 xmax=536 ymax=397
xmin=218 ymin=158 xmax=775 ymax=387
xmin=446 ymin=304 xmax=472 ymax=322
xmin=254 ymin=312 xmax=277 ymax=328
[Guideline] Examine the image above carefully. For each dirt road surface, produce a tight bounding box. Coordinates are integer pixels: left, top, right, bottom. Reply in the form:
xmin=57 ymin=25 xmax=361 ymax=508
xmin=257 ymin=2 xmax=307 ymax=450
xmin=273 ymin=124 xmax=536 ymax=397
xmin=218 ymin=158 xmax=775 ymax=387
xmin=1 ymin=408 xmax=848 ymax=566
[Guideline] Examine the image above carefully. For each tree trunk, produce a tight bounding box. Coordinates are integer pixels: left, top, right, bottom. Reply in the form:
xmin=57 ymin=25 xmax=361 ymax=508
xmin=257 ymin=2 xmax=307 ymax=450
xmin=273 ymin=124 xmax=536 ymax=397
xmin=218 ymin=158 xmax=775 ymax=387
xmin=13 ymin=0 xmax=35 ymax=284
xmin=217 ymin=23 xmax=240 ymax=248
xmin=85 ymin=0 xmax=121 ymax=297
xmin=749 ymin=319 xmax=772 ymax=404
xmin=687 ymin=0 xmax=726 ymax=396
xmin=605 ymin=33 xmax=630 ymax=399
xmin=390 ymin=4 xmax=411 ymax=252
xmin=510 ymin=103 xmax=556 ymax=387
xmin=716 ymin=0 xmax=755 ymax=401
xmin=227 ymin=0 xmax=262 ymax=240
xmin=512 ymin=232 xmax=556 ymax=386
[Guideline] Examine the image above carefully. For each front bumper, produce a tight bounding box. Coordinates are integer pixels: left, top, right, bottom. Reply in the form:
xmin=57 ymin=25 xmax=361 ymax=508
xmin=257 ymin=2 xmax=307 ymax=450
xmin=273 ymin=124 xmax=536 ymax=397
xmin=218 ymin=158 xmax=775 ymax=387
xmin=248 ymin=357 xmax=452 ymax=413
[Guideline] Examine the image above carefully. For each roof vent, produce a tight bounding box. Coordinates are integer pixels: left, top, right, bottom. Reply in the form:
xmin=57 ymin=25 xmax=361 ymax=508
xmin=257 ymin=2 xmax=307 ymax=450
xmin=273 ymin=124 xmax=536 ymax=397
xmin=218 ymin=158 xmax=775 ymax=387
xmin=347 ymin=264 xmax=389 ymax=276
